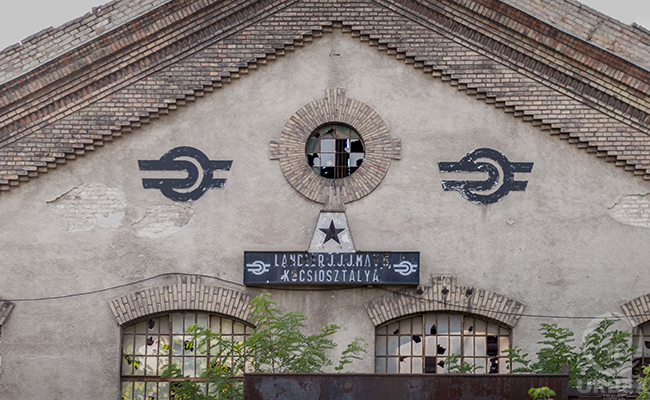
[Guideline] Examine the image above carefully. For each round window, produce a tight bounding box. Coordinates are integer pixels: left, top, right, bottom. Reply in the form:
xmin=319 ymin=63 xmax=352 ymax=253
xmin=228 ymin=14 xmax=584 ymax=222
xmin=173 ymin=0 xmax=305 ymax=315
xmin=306 ymin=124 xmax=365 ymax=179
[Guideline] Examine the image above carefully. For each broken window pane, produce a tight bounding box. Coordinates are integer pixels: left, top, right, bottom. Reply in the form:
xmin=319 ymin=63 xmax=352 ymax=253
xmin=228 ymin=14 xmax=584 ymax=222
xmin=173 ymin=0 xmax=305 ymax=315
xmin=375 ymin=313 xmax=511 ymax=375
xmin=121 ymin=312 xmax=252 ymax=399
xmin=437 ymin=337 xmax=448 ymax=356
xmin=464 ymin=317 xmax=474 ymax=334
xmin=399 ymin=356 xmax=411 ymax=373
xmin=306 ymin=124 xmax=365 ymax=179
xmin=425 ymin=314 xmax=436 ymax=335
xmin=486 ymin=336 xmax=498 ymax=357
xmin=424 ymin=356 xmax=437 ymax=373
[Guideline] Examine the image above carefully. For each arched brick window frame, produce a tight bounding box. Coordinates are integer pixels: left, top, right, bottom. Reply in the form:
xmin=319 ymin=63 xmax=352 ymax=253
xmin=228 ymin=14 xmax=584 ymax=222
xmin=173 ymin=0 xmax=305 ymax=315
xmin=109 ymin=276 xmax=252 ymax=326
xmin=365 ymin=276 xmax=526 ymax=374
xmin=110 ymin=276 xmax=253 ymax=400
xmin=622 ymin=294 xmax=650 ymax=379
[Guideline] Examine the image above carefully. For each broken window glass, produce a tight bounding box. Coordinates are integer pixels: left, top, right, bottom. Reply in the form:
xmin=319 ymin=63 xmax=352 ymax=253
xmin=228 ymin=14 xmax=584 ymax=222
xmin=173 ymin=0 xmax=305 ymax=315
xmin=121 ymin=313 xmax=252 ymax=400
xmin=375 ymin=313 xmax=511 ymax=375
xmin=305 ymin=124 xmax=365 ymax=179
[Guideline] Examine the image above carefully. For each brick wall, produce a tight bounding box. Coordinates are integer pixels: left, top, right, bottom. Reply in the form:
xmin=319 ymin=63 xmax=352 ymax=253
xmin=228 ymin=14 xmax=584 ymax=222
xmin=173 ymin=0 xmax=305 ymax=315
xmin=109 ymin=275 xmax=252 ymax=326
xmin=0 ymin=0 xmax=171 ymax=85
xmin=609 ymin=194 xmax=650 ymax=229
xmin=1 ymin=0 xmax=649 ymax=195
xmin=504 ymin=0 xmax=650 ymax=70
xmin=363 ymin=276 xmax=526 ymax=328
xmin=2 ymin=0 xmax=649 ymax=88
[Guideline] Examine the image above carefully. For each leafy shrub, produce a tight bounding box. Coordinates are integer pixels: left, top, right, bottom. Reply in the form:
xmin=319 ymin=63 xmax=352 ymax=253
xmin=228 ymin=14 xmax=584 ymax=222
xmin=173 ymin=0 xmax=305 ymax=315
xmin=505 ymin=317 xmax=635 ymax=389
xmin=162 ymin=294 xmax=366 ymax=399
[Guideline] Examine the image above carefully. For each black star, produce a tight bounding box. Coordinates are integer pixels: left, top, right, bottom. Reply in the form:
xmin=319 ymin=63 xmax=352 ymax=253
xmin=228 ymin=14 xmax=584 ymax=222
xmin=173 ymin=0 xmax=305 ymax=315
xmin=320 ymin=220 xmax=345 ymax=244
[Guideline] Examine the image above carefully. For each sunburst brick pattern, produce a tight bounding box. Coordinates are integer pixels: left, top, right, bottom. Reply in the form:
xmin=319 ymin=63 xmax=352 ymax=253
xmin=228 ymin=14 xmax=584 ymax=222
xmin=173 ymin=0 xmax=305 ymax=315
xmin=270 ymin=88 xmax=401 ymax=208
xmin=363 ymin=275 xmax=526 ymax=328
xmin=109 ymin=275 xmax=252 ymax=326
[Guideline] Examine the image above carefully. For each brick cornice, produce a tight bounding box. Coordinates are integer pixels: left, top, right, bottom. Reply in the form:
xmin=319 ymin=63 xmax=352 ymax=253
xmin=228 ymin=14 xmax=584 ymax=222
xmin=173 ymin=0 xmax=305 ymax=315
xmin=363 ymin=275 xmax=526 ymax=328
xmin=379 ymin=0 xmax=650 ymax=133
xmin=1 ymin=0 xmax=650 ymax=195
xmin=109 ymin=275 xmax=252 ymax=326
xmin=0 ymin=0 xmax=299 ymax=146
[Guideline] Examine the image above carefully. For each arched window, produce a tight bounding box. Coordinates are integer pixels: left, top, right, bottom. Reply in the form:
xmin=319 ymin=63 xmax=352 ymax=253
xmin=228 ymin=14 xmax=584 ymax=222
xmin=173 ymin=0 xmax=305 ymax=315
xmin=121 ymin=311 xmax=254 ymax=400
xmin=375 ymin=313 xmax=511 ymax=374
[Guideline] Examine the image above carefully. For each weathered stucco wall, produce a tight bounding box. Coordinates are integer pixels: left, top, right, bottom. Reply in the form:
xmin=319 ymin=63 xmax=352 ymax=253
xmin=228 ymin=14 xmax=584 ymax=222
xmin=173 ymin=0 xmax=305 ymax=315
xmin=0 ymin=32 xmax=649 ymax=398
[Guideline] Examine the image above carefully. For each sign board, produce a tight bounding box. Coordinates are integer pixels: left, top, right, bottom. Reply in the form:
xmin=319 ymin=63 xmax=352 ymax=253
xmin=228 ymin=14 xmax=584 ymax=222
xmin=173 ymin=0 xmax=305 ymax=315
xmin=244 ymin=252 xmax=419 ymax=286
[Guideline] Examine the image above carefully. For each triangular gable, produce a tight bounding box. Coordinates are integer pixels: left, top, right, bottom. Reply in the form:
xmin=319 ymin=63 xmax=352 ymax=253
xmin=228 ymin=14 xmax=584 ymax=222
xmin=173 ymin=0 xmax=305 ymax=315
xmin=0 ymin=0 xmax=649 ymax=195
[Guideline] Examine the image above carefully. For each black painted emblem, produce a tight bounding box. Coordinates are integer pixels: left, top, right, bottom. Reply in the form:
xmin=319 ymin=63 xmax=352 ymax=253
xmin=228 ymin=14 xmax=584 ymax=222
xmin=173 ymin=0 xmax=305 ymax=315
xmin=138 ymin=146 xmax=232 ymax=202
xmin=319 ymin=221 xmax=345 ymax=244
xmin=438 ymin=148 xmax=533 ymax=205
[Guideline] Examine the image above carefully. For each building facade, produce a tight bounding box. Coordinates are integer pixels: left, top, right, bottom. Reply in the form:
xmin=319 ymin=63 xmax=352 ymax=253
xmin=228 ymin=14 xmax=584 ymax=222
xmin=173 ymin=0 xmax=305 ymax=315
xmin=0 ymin=0 xmax=649 ymax=398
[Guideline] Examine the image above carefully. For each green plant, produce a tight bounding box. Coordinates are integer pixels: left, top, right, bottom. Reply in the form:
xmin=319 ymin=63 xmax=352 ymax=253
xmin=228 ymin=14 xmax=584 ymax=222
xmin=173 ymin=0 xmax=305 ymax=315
xmin=505 ymin=317 xmax=636 ymax=389
xmin=636 ymin=365 xmax=650 ymax=399
xmin=161 ymin=294 xmax=367 ymax=400
xmin=444 ymin=353 xmax=483 ymax=374
xmin=528 ymin=386 xmax=555 ymax=400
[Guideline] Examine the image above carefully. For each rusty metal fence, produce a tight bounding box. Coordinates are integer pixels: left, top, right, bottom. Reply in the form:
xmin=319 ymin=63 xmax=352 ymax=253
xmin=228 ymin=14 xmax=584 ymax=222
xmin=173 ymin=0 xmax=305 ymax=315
xmin=244 ymin=373 xmax=570 ymax=400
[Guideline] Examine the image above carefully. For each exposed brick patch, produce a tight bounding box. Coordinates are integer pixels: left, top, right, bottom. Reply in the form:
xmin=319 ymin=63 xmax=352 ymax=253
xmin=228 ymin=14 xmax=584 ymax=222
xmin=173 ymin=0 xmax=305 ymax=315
xmin=270 ymin=88 xmax=401 ymax=208
xmin=363 ymin=275 xmax=526 ymax=328
xmin=1 ymin=0 xmax=650 ymax=197
xmin=609 ymin=194 xmax=650 ymax=228
xmin=109 ymin=275 xmax=252 ymax=326
xmin=0 ymin=300 xmax=14 ymax=325
xmin=133 ymin=203 xmax=194 ymax=238
xmin=622 ymin=294 xmax=650 ymax=327
xmin=47 ymin=183 xmax=127 ymax=232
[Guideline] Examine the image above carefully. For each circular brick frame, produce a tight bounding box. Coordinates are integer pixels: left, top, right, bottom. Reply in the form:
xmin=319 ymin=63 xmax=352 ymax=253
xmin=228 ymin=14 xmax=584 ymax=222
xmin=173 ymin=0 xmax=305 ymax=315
xmin=270 ymin=88 xmax=401 ymax=209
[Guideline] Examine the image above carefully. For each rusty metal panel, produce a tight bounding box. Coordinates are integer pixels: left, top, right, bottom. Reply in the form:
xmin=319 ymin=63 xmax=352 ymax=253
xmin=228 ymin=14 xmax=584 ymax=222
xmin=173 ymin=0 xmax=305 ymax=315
xmin=244 ymin=373 xmax=569 ymax=400
xmin=567 ymin=388 xmax=638 ymax=399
